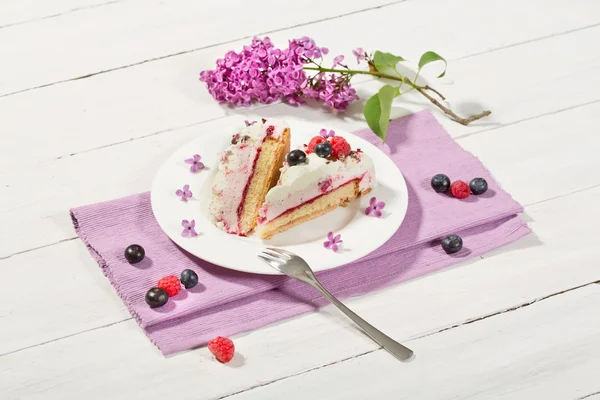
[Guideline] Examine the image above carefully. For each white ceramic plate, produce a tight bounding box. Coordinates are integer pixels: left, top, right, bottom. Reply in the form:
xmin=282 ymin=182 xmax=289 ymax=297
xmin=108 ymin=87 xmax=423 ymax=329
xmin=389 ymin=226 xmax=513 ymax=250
xmin=151 ymin=118 xmax=408 ymax=275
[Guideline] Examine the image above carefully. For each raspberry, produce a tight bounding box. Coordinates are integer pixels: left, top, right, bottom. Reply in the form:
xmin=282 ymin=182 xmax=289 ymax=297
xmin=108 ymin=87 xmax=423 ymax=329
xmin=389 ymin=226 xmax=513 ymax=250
xmin=266 ymin=125 xmax=275 ymax=136
xmin=306 ymin=136 xmax=326 ymax=153
xmin=157 ymin=275 xmax=181 ymax=297
xmin=450 ymin=180 xmax=470 ymax=199
xmin=208 ymin=336 xmax=235 ymax=363
xmin=330 ymin=136 xmax=351 ymax=159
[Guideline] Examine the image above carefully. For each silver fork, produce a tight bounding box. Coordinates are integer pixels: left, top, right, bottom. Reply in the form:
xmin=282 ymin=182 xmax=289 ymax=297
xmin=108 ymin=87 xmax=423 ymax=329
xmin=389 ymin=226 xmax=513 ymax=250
xmin=258 ymin=248 xmax=414 ymax=361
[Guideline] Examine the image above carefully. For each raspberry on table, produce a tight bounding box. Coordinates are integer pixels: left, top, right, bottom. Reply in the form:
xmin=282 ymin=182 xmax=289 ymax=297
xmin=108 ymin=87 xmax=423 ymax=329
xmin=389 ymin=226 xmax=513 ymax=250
xmin=208 ymin=336 xmax=235 ymax=363
xmin=330 ymin=136 xmax=351 ymax=159
xmin=157 ymin=275 xmax=181 ymax=297
xmin=306 ymin=136 xmax=326 ymax=153
xmin=450 ymin=180 xmax=470 ymax=199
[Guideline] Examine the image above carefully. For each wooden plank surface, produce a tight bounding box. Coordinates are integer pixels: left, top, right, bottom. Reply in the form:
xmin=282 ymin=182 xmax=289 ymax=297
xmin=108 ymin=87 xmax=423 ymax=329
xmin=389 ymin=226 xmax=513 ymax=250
xmin=0 ymin=0 xmax=120 ymax=28
xmin=228 ymin=285 xmax=600 ymax=400
xmin=1 ymin=0 xmax=599 ymax=399
xmin=0 ymin=0 xmax=399 ymax=96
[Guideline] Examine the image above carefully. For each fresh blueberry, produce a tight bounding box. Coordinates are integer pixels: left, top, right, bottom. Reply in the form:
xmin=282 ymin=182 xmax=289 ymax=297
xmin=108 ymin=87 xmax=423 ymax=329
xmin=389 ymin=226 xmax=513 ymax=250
xmin=286 ymin=149 xmax=307 ymax=166
xmin=441 ymin=234 xmax=463 ymax=254
xmin=315 ymin=142 xmax=333 ymax=158
xmin=469 ymin=177 xmax=488 ymax=195
xmin=180 ymin=269 xmax=199 ymax=289
xmin=431 ymin=174 xmax=451 ymax=193
xmin=145 ymin=287 xmax=168 ymax=308
xmin=124 ymin=244 xmax=145 ymax=263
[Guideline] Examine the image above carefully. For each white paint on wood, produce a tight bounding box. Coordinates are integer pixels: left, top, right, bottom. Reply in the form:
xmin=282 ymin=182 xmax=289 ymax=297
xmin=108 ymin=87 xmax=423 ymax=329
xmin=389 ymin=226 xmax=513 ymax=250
xmin=0 ymin=0 xmax=119 ymax=28
xmin=1 ymin=0 xmax=600 ymax=398
xmin=0 ymin=0 xmax=397 ymax=96
xmin=228 ymin=285 xmax=600 ymax=400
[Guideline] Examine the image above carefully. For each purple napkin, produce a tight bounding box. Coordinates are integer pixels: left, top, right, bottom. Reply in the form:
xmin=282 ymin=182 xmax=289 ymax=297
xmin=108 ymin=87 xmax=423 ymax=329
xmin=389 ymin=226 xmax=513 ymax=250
xmin=71 ymin=111 xmax=530 ymax=355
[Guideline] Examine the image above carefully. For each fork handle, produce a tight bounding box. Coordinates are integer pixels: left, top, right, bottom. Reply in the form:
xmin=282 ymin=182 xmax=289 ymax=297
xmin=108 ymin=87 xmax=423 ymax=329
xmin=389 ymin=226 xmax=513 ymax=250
xmin=311 ymin=280 xmax=414 ymax=361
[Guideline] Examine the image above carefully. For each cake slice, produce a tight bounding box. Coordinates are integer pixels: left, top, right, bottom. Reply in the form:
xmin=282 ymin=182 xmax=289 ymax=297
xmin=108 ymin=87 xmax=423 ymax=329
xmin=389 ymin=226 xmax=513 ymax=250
xmin=257 ymin=135 xmax=375 ymax=240
xmin=209 ymin=119 xmax=290 ymax=236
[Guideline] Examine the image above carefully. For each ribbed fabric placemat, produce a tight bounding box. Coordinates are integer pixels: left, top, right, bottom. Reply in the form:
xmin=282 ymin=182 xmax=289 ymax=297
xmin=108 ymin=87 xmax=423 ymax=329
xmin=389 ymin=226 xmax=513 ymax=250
xmin=71 ymin=110 xmax=531 ymax=355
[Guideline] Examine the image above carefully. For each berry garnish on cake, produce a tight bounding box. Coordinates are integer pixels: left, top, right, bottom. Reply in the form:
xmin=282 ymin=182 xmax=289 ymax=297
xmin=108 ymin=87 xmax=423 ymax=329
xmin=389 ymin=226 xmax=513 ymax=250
xmin=257 ymin=133 xmax=375 ymax=239
xmin=209 ymin=119 xmax=291 ymax=236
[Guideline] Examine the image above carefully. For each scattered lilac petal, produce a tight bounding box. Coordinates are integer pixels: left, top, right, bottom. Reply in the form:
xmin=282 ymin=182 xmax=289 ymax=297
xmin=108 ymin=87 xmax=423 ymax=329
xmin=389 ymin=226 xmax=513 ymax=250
xmin=185 ymin=154 xmax=204 ymax=173
xmin=365 ymin=197 xmax=385 ymax=218
xmin=181 ymin=219 xmax=198 ymax=237
xmin=176 ymin=184 xmax=192 ymax=202
xmin=320 ymin=129 xmax=335 ymax=138
xmin=324 ymin=232 xmax=343 ymax=252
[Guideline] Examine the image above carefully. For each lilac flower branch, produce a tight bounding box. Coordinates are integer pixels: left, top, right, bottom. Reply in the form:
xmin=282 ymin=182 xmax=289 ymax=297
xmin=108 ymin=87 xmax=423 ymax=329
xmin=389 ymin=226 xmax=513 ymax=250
xmin=198 ymin=37 xmax=491 ymax=142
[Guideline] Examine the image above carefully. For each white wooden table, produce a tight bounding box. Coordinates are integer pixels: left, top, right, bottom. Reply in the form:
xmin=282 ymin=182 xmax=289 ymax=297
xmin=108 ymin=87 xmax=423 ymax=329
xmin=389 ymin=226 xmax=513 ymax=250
xmin=1 ymin=1 xmax=600 ymax=398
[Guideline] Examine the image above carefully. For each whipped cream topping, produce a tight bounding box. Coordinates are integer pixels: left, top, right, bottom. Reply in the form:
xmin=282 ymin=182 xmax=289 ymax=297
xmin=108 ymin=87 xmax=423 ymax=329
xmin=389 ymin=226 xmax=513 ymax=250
xmin=258 ymin=149 xmax=375 ymax=225
xmin=209 ymin=119 xmax=289 ymax=234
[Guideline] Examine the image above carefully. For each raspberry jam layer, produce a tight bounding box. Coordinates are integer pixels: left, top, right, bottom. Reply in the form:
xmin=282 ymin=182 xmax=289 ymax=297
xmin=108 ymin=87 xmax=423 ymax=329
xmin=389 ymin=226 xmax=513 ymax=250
xmin=209 ymin=119 xmax=288 ymax=235
xmin=260 ymin=178 xmax=359 ymax=225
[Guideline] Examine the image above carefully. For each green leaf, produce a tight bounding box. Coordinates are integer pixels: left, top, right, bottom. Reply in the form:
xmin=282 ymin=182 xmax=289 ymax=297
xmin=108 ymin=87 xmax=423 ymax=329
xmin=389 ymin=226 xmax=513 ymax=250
xmin=417 ymin=51 xmax=447 ymax=78
xmin=364 ymin=84 xmax=396 ymax=142
xmin=373 ymin=51 xmax=405 ymax=72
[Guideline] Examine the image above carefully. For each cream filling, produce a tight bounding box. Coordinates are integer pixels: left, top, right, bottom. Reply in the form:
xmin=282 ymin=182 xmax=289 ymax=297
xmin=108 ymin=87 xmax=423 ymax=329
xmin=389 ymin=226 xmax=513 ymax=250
xmin=209 ymin=119 xmax=289 ymax=234
xmin=259 ymin=151 xmax=375 ymax=224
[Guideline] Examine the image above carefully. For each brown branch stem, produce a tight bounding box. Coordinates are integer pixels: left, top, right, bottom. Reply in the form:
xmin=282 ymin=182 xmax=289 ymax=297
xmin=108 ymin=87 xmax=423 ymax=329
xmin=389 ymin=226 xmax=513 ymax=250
xmin=303 ymin=66 xmax=492 ymax=125
xmin=422 ymin=85 xmax=446 ymax=100
xmin=403 ymin=77 xmax=490 ymax=125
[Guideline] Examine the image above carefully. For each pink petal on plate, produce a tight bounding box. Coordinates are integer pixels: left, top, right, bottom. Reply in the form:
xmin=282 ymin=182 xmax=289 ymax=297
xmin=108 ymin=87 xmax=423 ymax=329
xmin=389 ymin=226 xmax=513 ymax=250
xmin=176 ymin=189 xmax=183 ymax=196
xmin=183 ymin=184 xmax=190 ymax=191
xmin=376 ymin=201 xmax=385 ymax=209
xmin=375 ymin=210 xmax=382 ymax=218
xmin=327 ymin=232 xmax=334 ymax=241
xmin=182 ymin=219 xmax=189 ymax=227
xmin=365 ymin=206 xmax=373 ymax=215
xmin=324 ymin=241 xmax=331 ymax=249
xmin=333 ymin=234 xmax=341 ymax=242
xmin=182 ymin=228 xmax=190 ymax=237
xmin=190 ymin=220 xmax=196 ymax=228
xmin=331 ymin=244 xmax=338 ymax=252
xmin=370 ymin=197 xmax=377 ymax=206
